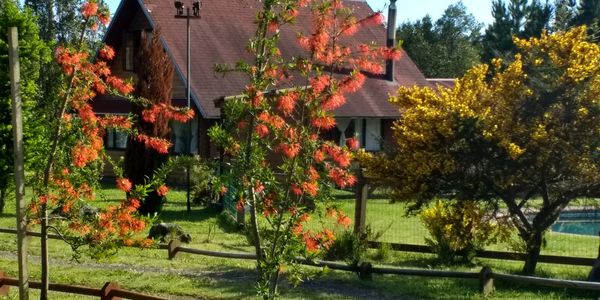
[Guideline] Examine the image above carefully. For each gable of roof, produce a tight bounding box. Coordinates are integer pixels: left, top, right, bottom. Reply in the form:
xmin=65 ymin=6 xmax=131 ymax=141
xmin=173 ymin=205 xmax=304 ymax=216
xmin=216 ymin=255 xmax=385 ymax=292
xmin=105 ymin=0 xmax=430 ymax=119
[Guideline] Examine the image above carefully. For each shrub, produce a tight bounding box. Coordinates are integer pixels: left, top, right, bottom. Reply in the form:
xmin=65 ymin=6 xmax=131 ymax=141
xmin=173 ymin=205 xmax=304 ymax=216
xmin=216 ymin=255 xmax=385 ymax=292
xmin=420 ymin=199 xmax=512 ymax=263
xmin=324 ymin=226 xmax=384 ymax=266
xmin=172 ymin=155 xmax=217 ymax=206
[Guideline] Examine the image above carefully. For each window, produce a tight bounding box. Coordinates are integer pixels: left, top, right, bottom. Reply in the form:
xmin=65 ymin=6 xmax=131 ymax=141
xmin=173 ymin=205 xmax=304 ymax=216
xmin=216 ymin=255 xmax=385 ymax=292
xmin=123 ymin=35 xmax=134 ymax=71
xmin=105 ymin=129 xmax=128 ymax=150
xmin=123 ymin=30 xmax=141 ymax=71
xmin=170 ymin=116 xmax=198 ymax=154
xmin=364 ymin=119 xmax=382 ymax=151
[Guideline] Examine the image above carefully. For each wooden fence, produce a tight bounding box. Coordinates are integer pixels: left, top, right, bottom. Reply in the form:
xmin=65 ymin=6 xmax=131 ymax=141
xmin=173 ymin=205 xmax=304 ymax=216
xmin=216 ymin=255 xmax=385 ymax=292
xmin=2 ymin=227 xmax=600 ymax=296
xmin=367 ymin=241 xmax=597 ymax=266
xmin=0 ymin=272 xmax=166 ymax=300
xmin=163 ymin=239 xmax=600 ymax=296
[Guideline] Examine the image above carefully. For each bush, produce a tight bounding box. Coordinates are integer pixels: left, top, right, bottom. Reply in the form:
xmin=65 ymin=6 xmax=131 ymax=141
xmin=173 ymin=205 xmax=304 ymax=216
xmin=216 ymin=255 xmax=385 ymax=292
xmin=172 ymin=156 xmax=217 ymax=206
xmin=324 ymin=226 xmax=383 ymax=266
xmin=420 ymin=199 xmax=512 ymax=263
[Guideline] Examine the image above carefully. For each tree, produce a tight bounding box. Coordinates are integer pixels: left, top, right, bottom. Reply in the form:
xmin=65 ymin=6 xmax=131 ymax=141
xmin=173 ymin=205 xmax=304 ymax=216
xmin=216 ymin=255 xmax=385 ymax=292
xmin=569 ymin=0 xmax=600 ymax=39
xmin=0 ymin=0 xmax=50 ymax=213
xmin=124 ymin=28 xmax=189 ymax=215
xmin=397 ymin=2 xmax=482 ymax=78
xmin=572 ymin=0 xmax=600 ymax=26
xmin=554 ymin=0 xmax=577 ymax=31
xmin=482 ymin=0 xmax=552 ymax=62
xmin=360 ymin=27 xmax=600 ymax=275
xmin=210 ymin=0 xmax=399 ymax=297
xmin=26 ymin=1 xmax=191 ymax=297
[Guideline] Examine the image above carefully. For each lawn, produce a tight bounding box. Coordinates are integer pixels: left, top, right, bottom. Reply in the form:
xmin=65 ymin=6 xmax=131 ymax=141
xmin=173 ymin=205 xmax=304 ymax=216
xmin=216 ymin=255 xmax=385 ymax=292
xmin=0 ymin=184 xmax=599 ymax=299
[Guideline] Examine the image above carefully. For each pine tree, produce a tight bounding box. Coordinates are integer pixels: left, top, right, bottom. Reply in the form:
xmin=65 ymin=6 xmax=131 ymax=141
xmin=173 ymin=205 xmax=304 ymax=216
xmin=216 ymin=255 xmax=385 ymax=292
xmin=482 ymin=0 xmax=552 ymax=62
xmin=554 ymin=0 xmax=577 ymax=31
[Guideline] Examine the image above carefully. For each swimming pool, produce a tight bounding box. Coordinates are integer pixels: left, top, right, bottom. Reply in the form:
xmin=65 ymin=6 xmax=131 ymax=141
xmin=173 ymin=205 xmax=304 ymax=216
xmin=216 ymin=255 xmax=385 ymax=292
xmin=550 ymin=210 xmax=600 ymax=236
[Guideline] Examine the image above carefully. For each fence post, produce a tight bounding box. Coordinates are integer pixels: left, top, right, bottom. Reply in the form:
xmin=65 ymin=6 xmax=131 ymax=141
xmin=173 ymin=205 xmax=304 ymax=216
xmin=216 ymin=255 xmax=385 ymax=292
xmin=168 ymin=239 xmax=181 ymax=260
xmin=100 ymin=282 xmax=121 ymax=300
xmin=354 ymin=168 xmax=368 ymax=234
xmin=479 ymin=267 xmax=494 ymax=296
xmin=0 ymin=272 xmax=9 ymax=296
xmin=358 ymin=262 xmax=373 ymax=281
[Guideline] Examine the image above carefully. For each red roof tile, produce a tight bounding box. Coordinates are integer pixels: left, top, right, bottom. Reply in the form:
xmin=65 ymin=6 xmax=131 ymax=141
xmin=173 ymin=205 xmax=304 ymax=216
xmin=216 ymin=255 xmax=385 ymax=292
xmin=108 ymin=0 xmax=429 ymax=118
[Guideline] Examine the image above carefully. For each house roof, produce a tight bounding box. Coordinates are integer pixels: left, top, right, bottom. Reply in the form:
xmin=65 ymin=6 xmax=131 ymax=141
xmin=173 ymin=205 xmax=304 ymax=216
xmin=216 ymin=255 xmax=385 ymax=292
xmin=426 ymin=78 xmax=456 ymax=89
xmin=104 ymin=0 xmax=429 ymax=119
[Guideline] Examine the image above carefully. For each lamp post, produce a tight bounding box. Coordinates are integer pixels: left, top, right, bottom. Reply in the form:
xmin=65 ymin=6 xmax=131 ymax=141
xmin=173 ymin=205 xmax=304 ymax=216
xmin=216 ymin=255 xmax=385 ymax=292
xmin=174 ymin=0 xmax=201 ymax=213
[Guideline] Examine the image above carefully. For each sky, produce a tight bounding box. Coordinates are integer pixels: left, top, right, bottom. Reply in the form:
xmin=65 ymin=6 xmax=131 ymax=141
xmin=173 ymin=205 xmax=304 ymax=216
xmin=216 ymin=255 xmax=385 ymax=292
xmin=105 ymin=0 xmax=495 ymax=26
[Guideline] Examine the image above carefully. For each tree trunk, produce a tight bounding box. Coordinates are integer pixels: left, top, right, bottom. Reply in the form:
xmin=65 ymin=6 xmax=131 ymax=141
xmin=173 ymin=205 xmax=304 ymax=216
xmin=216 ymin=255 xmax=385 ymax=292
xmin=522 ymin=230 xmax=543 ymax=275
xmin=125 ymin=138 xmax=167 ymax=215
xmin=0 ymin=187 xmax=5 ymax=213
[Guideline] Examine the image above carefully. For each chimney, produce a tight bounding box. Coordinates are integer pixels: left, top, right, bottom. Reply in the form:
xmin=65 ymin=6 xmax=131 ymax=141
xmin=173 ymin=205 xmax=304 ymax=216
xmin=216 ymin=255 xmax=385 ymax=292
xmin=385 ymin=0 xmax=397 ymax=82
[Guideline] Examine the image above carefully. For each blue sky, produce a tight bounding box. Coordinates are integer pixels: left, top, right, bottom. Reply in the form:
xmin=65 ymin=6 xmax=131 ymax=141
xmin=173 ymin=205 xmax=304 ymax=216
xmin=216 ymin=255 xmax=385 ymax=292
xmin=105 ymin=0 xmax=494 ymax=26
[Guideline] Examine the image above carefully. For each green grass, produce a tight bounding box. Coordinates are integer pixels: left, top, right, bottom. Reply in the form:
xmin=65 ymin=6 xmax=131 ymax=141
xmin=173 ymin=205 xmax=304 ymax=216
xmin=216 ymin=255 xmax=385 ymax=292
xmin=0 ymin=185 xmax=599 ymax=299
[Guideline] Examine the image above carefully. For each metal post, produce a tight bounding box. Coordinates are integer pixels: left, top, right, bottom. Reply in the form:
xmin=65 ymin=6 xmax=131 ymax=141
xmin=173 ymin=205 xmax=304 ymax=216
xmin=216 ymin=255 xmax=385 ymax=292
xmin=186 ymin=7 xmax=192 ymax=213
xmin=9 ymin=26 xmax=29 ymax=300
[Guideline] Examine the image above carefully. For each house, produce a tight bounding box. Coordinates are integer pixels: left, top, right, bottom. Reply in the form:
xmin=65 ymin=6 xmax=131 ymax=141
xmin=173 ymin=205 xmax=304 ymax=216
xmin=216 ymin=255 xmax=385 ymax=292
xmin=93 ymin=0 xmax=430 ymax=160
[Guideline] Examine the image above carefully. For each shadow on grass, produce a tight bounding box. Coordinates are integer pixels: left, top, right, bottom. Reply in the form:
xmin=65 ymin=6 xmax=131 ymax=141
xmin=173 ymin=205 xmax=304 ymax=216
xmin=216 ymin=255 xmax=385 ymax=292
xmin=0 ymin=213 xmax=15 ymax=219
xmin=159 ymin=205 xmax=221 ymax=223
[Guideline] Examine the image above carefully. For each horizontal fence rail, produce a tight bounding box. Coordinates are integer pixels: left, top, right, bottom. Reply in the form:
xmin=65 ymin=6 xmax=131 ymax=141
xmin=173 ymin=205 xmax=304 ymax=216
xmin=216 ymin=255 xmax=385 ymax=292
xmin=0 ymin=272 xmax=167 ymax=300
xmin=2 ymin=227 xmax=600 ymax=296
xmin=367 ymin=241 xmax=597 ymax=266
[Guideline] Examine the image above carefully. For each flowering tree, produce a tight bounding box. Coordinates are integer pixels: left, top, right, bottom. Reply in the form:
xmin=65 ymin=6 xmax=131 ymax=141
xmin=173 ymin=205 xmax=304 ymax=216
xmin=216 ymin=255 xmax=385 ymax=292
xmin=210 ymin=0 xmax=401 ymax=298
xmin=360 ymin=27 xmax=600 ymax=274
xmin=27 ymin=0 xmax=193 ymax=297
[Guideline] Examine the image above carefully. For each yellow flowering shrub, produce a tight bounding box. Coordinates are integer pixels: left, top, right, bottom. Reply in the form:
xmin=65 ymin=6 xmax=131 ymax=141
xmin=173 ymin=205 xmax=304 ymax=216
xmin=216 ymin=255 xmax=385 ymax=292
xmin=420 ymin=200 xmax=512 ymax=262
xmin=360 ymin=26 xmax=600 ymax=274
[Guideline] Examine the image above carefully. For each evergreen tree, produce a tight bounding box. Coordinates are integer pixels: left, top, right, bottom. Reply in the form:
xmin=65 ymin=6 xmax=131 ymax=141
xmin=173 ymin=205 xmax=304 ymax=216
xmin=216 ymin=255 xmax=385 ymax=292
xmin=482 ymin=0 xmax=552 ymax=62
xmin=570 ymin=0 xmax=600 ymax=39
xmin=0 ymin=0 xmax=50 ymax=212
xmin=397 ymin=2 xmax=482 ymax=78
xmin=125 ymin=28 xmax=174 ymax=215
xmin=572 ymin=0 xmax=600 ymax=25
xmin=554 ymin=0 xmax=577 ymax=31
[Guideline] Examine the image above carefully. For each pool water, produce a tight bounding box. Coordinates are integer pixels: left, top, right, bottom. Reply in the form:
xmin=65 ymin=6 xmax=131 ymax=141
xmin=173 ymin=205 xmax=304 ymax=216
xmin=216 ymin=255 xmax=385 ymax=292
xmin=550 ymin=210 xmax=600 ymax=236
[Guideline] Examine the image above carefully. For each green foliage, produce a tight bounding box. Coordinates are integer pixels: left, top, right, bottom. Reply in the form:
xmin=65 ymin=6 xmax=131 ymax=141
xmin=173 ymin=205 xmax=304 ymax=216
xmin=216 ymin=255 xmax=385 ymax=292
xmin=169 ymin=155 xmax=217 ymax=206
xmin=397 ymin=2 xmax=482 ymax=78
xmin=362 ymin=27 xmax=600 ymax=274
xmin=323 ymin=226 xmax=384 ymax=266
xmin=482 ymin=0 xmax=552 ymax=62
xmin=420 ymin=200 xmax=513 ymax=263
xmin=0 ymin=0 xmax=51 ymax=212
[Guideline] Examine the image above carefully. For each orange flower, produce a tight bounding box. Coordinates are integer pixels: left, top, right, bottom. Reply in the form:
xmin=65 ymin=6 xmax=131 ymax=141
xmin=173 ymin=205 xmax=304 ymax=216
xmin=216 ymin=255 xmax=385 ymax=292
xmin=278 ymin=143 xmax=300 ymax=158
xmin=311 ymin=116 xmax=336 ymax=130
xmin=277 ymin=92 xmax=298 ymax=116
xmin=321 ymin=93 xmax=345 ymax=111
xmin=116 ymin=178 xmax=132 ymax=192
xmin=139 ymin=238 xmax=154 ymax=248
xmin=267 ymin=20 xmax=279 ymax=33
xmin=98 ymin=13 xmax=110 ymax=26
xmin=301 ymin=181 xmax=319 ymax=197
xmin=346 ymin=137 xmax=360 ymax=150
xmin=290 ymin=184 xmax=303 ymax=196
xmin=337 ymin=213 xmax=352 ymax=228
xmin=255 ymin=124 xmax=270 ymax=138
xmin=81 ymin=2 xmax=98 ymax=18
xmin=156 ymin=185 xmax=169 ymax=197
